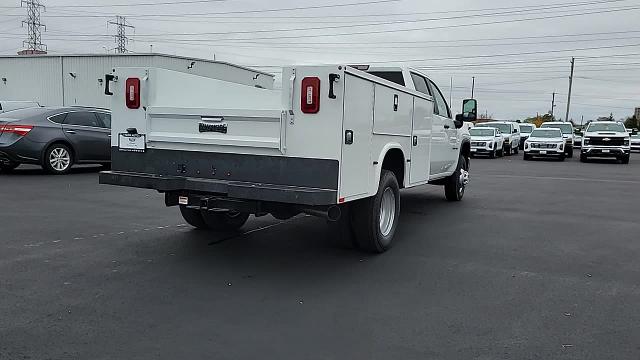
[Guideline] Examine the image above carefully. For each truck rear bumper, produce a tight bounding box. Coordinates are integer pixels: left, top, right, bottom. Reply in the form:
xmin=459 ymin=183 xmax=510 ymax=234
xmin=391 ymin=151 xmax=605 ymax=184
xmin=99 ymin=171 xmax=338 ymax=206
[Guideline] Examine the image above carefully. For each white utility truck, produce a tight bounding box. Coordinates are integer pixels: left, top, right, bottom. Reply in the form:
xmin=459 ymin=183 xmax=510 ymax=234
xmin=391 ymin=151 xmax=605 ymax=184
xmin=100 ymin=65 xmax=475 ymax=253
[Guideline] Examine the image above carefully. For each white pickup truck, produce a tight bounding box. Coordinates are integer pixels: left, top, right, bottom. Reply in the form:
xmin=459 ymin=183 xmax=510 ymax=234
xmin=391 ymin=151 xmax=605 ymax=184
xmin=100 ymin=65 xmax=475 ymax=253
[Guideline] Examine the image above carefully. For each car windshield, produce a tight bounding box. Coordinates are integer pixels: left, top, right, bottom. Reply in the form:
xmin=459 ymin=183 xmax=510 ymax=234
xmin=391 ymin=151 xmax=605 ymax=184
xmin=541 ymin=123 xmax=572 ymax=134
xmin=470 ymin=128 xmax=494 ymax=136
xmin=530 ymin=129 xmax=561 ymax=138
xmin=480 ymin=123 xmax=511 ymax=134
xmin=0 ymin=107 xmax=47 ymax=120
xmin=587 ymin=123 xmax=626 ymax=133
xmin=519 ymin=124 xmax=534 ymax=133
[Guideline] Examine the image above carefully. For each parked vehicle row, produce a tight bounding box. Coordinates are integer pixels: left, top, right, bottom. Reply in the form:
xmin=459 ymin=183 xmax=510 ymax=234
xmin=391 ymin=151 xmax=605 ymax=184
xmin=0 ymin=106 xmax=111 ymax=174
xmin=475 ymin=121 xmax=521 ymax=155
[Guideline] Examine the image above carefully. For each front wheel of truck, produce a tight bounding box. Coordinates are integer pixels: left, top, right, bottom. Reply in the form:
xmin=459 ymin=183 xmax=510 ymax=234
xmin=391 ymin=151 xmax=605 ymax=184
xmin=201 ymin=210 xmax=250 ymax=231
xmin=351 ymin=170 xmax=400 ymax=254
xmin=445 ymin=154 xmax=469 ymax=202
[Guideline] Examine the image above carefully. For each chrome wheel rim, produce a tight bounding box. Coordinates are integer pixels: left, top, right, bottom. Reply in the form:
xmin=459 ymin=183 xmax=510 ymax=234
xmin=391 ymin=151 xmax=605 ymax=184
xmin=379 ymin=187 xmax=396 ymax=237
xmin=49 ymin=148 xmax=70 ymax=171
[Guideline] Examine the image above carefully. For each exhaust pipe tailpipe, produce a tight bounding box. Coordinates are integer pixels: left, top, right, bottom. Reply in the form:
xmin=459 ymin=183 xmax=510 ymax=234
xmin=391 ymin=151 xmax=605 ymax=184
xmin=301 ymin=206 xmax=342 ymax=222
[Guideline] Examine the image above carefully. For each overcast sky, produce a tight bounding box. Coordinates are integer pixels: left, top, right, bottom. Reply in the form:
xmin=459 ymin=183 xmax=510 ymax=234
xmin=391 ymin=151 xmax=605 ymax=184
xmin=1 ymin=0 xmax=639 ymax=121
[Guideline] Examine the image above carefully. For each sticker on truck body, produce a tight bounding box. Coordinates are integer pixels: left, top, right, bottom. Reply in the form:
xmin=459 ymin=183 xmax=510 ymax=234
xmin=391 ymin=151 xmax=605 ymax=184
xmin=118 ymin=133 xmax=146 ymax=152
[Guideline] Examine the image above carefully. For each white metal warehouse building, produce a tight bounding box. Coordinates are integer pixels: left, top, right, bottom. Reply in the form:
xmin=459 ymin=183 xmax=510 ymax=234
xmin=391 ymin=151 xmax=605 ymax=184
xmin=0 ymin=53 xmax=274 ymax=108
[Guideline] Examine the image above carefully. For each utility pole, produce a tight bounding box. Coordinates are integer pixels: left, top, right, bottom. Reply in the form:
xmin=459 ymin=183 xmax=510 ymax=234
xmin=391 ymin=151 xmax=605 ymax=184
xmin=551 ymin=92 xmax=557 ymax=119
xmin=449 ymin=76 xmax=453 ymax=106
xmin=565 ymin=57 xmax=575 ymax=124
xmin=471 ymin=76 xmax=475 ymax=98
xmin=20 ymin=0 xmax=46 ymax=53
xmin=107 ymin=16 xmax=134 ymax=54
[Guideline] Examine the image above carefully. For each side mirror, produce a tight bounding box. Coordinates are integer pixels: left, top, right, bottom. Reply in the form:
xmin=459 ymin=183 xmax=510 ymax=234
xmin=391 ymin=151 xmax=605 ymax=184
xmin=513 ymin=129 xmax=517 ymax=134
xmin=459 ymin=99 xmax=477 ymax=122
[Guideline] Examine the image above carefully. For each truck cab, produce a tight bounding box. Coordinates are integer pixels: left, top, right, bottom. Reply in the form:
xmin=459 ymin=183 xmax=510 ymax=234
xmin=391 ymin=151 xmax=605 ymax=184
xmin=100 ymin=64 xmax=474 ymax=253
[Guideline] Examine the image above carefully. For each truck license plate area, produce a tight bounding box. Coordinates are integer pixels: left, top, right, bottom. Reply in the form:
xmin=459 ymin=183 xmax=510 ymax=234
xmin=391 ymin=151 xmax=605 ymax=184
xmin=118 ymin=133 xmax=146 ymax=152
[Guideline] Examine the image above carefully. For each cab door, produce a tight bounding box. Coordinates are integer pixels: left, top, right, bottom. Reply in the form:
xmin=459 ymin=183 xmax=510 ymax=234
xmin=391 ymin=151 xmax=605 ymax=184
xmin=427 ymin=79 xmax=457 ymax=176
xmin=407 ymin=73 xmax=433 ymax=185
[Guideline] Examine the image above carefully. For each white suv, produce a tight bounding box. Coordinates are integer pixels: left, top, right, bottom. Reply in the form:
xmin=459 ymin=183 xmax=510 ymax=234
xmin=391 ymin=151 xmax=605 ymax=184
xmin=469 ymin=127 xmax=504 ymax=158
xmin=540 ymin=122 xmax=574 ymax=157
xmin=581 ymin=121 xmax=631 ymax=164
xmin=476 ymin=122 xmax=520 ymax=156
xmin=523 ymin=128 xmax=566 ymax=161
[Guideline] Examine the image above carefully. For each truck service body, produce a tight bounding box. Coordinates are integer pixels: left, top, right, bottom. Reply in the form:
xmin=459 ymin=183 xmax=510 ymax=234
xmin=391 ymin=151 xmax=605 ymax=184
xmin=100 ymin=65 xmax=473 ymax=252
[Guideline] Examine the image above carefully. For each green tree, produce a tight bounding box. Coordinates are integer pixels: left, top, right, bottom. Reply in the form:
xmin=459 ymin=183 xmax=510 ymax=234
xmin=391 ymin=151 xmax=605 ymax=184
xmin=624 ymin=115 xmax=638 ymax=129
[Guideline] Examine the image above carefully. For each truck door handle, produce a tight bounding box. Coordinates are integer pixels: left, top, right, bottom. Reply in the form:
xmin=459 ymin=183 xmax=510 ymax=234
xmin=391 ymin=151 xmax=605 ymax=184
xmin=413 ymin=136 xmax=418 ymax=146
xmin=65 ymin=130 xmax=76 ymax=134
xmin=444 ymin=125 xmax=450 ymax=129
xmin=393 ymin=94 xmax=399 ymax=111
xmin=345 ymin=130 xmax=354 ymax=145
xmin=329 ymin=73 xmax=340 ymax=99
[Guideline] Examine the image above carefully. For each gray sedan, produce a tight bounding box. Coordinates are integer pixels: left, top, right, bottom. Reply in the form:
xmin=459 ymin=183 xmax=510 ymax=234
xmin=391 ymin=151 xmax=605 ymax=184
xmin=0 ymin=106 xmax=111 ymax=174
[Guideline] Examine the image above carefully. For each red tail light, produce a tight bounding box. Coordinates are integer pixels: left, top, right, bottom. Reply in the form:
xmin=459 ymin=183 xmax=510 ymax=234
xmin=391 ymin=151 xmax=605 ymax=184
xmin=1 ymin=124 xmax=33 ymax=136
xmin=125 ymin=77 xmax=141 ymax=109
xmin=301 ymin=77 xmax=320 ymax=114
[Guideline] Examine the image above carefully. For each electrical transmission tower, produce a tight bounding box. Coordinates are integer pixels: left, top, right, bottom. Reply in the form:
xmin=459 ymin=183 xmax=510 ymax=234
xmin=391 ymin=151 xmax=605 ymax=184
xmin=21 ymin=0 xmax=47 ymax=53
xmin=107 ymin=16 xmax=134 ymax=53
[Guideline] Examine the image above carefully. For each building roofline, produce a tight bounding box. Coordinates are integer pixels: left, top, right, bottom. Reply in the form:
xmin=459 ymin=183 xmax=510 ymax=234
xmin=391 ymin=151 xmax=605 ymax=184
xmin=0 ymin=52 xmax=274 ymax=77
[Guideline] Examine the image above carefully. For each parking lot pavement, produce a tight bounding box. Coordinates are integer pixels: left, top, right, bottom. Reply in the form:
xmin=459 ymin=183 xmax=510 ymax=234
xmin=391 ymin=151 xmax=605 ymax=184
xmin=2 ymin=156 xmax=640 ymax=360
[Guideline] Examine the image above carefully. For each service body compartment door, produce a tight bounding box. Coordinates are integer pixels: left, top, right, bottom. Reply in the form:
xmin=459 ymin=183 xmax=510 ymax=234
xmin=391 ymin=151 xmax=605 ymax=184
xmin=339 ymin=74 xmax=374 ymax=200
xmin=409 ymin=97 xmax=432 ymax=184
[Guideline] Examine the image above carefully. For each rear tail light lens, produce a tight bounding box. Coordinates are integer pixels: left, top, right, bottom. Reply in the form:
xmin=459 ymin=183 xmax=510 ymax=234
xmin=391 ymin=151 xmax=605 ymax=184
xmin=301 ymin=77 xmax=320 ymax=114
xmin=125 ymin=77 xmax=141 ymax=109
xmin=1 ymin=124 xmax=33 ymax=136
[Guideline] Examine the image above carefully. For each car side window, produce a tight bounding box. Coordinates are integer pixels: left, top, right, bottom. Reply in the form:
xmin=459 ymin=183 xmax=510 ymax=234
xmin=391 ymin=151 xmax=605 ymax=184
xmin=427 ymin=80 xmax=451 ymax=118
xmin=64 ymin=111 xmax=101 ymax=127
xmin=95 ymin=112 xmax=111 ymax=128
xmin=49 ymin=113 xmax=67 ymax=124
xmin=410 ymin=73 xmax=431 ymax=96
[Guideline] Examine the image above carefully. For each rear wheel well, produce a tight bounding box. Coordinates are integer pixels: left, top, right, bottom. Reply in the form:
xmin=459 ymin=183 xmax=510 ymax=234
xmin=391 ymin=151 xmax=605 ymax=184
xmin=43 ymin=140 xmax=75 ymax=163
xmin=461 ymin=141 xmax=471 ymax=163
xmin=381 ymin=148 xmax=405 ymax=188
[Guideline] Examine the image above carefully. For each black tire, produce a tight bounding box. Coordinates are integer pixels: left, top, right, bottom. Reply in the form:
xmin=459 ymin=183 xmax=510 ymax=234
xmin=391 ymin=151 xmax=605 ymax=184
xmin=580 ymin=154 xmax=588 ymax=163
xmin=489 ymin=147 xmax=496 ymax=158
xmin=0 ymin=161 xmax=20 ymax=173
xmin=351 ymin=170 xmax=400 ymax=254
xmin=513 ymin=145 xmax=519 ymax=155
xmin=201 ymin=210 xmax=250 ymax=231
xmin=621 ymin=155 xmax=630 ymax=164
xmin=445 ymin=154 xmax=469 ymax=202
xmin=567 ymin=147 xmax=574 ymax=158
xmin=43 ymin=143 xmax=73 ymax=175
xmin=498 ymin=147 xmax=504 ymax=157
xmin=559 ymin=154 xmax=566 ymax=162
xmin=523 ymin=153 xmax=531 ymax=161
xmin=180 ymin=205 xmax=209 ymax=229
xmin=505 ymin=145 xmax=511 ymax=156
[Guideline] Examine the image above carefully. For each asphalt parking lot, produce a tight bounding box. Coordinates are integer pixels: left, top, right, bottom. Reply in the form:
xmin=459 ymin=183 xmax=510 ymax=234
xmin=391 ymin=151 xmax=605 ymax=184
xmin=1 ymin=153 xmax=639 ymax=360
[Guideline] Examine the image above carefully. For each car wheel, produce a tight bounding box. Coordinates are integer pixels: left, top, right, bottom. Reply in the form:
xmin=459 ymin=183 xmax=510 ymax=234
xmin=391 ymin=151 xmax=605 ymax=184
xmin=567 ymin=148 xmax=574 ymax=158
xmin=201 ymin=210 xmax=250 ymax=231
xmin=513 ymin=145 xmax=519 ymax=155
xmin=0 ymin=161 xmax=20 ymax=173
xmin=351 ymin=170 xmax=400 ymax=254
xmin=498 ymin=147 xmax=504 ymax=157
xmin=179 ymin=205 xmax=209 ymax=229
xmin=43 ymin=144 xmax=73 ymax=175
xmin=489 ymin=147 xmax=496 ymax=158
xmin=559 ymin=154 xmax=566 ymax=162
xmin=620 ymin=155 xmax=630 ymax=164
xmin=445 ymin=154 xmax=469 ymax=202
xmin=580 ymin=154 xmax=588 ymax=163
xmin=523 ymin=154 xmax=531 ymax=161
